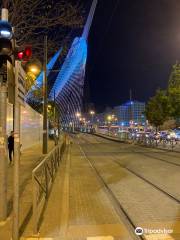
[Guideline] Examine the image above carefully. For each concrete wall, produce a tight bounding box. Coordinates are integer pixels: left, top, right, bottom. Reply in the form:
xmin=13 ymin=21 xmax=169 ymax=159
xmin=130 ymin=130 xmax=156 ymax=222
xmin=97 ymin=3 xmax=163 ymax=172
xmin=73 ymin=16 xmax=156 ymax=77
xmin=7 ymin=103 xmax=43 ymax=150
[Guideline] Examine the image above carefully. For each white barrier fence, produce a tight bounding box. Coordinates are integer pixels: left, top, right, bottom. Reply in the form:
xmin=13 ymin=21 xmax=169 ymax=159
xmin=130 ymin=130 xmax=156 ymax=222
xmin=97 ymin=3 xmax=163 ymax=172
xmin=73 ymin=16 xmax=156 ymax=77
xmin=32 ymin=135 xmax=67 ymax=233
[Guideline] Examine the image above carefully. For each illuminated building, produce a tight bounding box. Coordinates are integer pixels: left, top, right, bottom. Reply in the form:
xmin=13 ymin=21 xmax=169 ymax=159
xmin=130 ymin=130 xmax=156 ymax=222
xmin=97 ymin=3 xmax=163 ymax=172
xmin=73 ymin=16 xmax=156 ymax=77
xmin=114 ymin=100 xmax=146 ymax=126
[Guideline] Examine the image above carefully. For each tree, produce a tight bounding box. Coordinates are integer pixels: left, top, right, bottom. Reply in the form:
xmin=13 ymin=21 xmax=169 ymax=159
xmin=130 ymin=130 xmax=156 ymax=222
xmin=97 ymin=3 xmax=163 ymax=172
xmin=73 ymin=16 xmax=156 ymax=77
xmin=168 ymin=62 xmax=180 ymax=123
xmin=1 ymin=0 xmax=84 ymax=60
xmin=168 ymin=87 xmax=180 ymax=119
xmin=145 ymin=90 xmax=171 ymax=131
xmin=168 ymin=62 xmax=180 ymax=88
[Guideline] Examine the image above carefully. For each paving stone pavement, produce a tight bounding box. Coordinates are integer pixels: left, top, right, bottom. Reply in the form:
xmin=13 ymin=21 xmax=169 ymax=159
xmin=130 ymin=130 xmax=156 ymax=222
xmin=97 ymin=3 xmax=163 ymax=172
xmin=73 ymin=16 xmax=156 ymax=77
xmin=30 ymin=141 xmax=134 ymax=240
xmin=79 ymin=133 xmax=180 ymax=240
xmin=0 ymin=140 xmax=54 ymax=240
xmin=6 ymin=133 xmax=180 ymax=240
xmin=113 ymin=152 xmax=180 ymax=199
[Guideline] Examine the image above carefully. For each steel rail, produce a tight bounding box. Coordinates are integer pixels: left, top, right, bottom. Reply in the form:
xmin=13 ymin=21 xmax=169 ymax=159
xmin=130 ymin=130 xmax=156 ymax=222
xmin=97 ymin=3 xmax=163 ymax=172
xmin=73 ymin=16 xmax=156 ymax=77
xmin=76 ymin=139 xmax=145 ymax=240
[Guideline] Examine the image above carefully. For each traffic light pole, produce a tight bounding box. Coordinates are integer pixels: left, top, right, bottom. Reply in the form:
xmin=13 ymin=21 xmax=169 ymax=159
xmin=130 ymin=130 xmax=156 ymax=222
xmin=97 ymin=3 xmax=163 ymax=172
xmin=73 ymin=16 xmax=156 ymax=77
xmin=0 ymin=83 xmax=7 ymax=221
xmin=10 ymin=24 xmax=20 ymax=240
xmin=0 ymin=7 xmax=8 ymax=222
xmin=43 ymin=36 xmax=48 ymax=154
xmin=12 ymin=61 xmax=20 ymax=240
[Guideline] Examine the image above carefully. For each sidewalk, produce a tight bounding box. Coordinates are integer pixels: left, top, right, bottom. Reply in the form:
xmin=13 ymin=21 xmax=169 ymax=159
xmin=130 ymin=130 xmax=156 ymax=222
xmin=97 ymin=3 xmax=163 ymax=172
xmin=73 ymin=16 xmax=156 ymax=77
xmin=0 ymin=140 xmax=55 ymax=240
xmin=21 ymin=140 xmax=134 ymax=240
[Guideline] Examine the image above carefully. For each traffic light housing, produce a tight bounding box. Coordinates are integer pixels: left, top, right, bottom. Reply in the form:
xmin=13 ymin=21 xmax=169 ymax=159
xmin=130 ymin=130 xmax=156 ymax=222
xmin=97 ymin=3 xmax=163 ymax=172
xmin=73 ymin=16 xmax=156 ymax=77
xmin=0 ymin=20 xmax=13 ymax=68
xmin=16 ymin=46 xmax=32 ymax=62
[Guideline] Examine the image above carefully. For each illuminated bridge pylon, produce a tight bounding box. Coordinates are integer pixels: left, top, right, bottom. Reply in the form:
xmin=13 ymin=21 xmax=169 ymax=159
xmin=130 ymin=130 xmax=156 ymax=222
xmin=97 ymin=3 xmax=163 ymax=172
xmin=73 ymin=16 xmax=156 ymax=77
xmin=49 ymin=0 xmax=98 ymax=127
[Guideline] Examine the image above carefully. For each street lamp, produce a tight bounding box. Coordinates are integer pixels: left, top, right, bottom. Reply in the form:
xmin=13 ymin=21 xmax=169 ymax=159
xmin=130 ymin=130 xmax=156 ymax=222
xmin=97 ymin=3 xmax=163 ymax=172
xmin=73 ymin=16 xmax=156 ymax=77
xmin=75 ymin=112 xmax=81 ymax=131
xmin=29 ymin=65 xmax=40 ymax=75
xmin=76 ymin=112 xmax=81 ymax=118
xmin=90 ymin=110 xmax=95 ymax=126
xmin=107 ymin=115 xmax=113 ymax=135
xmin=90 ymin=110 xmax=95 ymax=115
xmin=107 ymin=115 xmax=112 ymax=122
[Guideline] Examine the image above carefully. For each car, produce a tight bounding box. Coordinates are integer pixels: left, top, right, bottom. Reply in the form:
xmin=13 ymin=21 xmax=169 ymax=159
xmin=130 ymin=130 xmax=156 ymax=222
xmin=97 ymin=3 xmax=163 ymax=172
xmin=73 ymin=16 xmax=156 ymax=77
xmin=166 ymin=130 xmax=176 ymax=140
xmin=174 ymin=131 xmax=180 ymax=141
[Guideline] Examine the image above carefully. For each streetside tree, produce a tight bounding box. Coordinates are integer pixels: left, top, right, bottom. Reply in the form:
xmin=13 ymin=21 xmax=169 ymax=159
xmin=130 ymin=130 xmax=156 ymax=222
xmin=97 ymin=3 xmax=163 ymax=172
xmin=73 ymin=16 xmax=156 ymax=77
xmin=168 ymin=62 xmax=180 ymax=126
xmin=1 ymin=0 xmax=84 ymax=113
xmin=145 ymin=90 xmax=171 ymax=131
xmin=168 ymin=87 xmax=180 ymax=121
xmin=1 ymin=0 xmax=84 ymax=60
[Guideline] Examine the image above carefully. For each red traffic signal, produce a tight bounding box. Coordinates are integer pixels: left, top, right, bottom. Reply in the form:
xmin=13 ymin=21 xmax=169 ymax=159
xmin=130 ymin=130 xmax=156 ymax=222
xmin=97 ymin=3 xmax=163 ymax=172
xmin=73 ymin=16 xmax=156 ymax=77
xmin=24 ymin=47 xmax=32 ymax=59
xmin=17 ymin=46 xmax=32 ymax=61
xmin=17 ymin=51 xmax=24 ymax=60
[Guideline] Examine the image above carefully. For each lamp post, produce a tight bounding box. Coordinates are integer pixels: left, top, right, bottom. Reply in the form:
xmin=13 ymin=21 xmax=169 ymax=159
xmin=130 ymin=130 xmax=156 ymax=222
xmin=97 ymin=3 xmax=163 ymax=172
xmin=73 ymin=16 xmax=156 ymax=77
xmin=90 ymin=110 xmax=95 ymax=131
xmin=107 ymin=115 xmax=112 ymax=135
xmin=75 ymin=112 xmax=81 ymax=131
xmin=43 ymin=36 xmax=48 ymax=154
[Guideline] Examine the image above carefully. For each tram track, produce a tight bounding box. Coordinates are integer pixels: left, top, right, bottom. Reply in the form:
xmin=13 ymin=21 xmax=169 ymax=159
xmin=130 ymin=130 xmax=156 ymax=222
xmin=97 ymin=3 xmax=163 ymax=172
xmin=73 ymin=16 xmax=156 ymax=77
xmin=113 ymin=159 xmax=180 ymax=204
xmin=81 ymin=134 xmax=180 ymax=203
xmin=77 ymin=141 xmax=145 ymax=240
xmin=91 ymin=134 xmax=180 ymax=168
xmin=72 ymin=134 xmax=180 ymax=240
xmin=140 ymin=152 xmax=180 ymax=167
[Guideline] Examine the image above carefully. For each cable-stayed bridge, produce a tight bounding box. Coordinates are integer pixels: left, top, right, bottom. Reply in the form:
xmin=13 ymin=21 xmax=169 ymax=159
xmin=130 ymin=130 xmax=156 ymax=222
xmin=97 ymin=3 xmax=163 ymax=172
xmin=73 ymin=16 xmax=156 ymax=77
xmin=26 ymin=0 xmax=97 ymax=127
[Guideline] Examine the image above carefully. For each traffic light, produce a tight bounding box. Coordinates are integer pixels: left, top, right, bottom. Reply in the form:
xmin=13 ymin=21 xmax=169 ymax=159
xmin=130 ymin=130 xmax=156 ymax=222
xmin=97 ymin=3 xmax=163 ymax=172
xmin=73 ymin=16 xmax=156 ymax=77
xmin=0 ymin=20 xmax=13 ymax=68
xmin=17 ymin=51 xmax=24 ymax=60
xmin=16 ymin=46 xmax=32 ymax=62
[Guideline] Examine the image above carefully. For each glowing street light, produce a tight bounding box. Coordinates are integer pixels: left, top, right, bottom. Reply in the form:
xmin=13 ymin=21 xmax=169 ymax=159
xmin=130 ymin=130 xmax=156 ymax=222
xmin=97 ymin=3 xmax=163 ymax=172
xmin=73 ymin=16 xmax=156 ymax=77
xmin=90 ymin=110 xmax=95 ymax=115
xmin=28 ymin=64 xmax=41 ymax=75
xmin=76 ymin=112 xmax=81 ymax=118
xmin=90 ymin=110 xmax=95 ymax=125
xmin=107 ymin=115 xmax=112 ymax=121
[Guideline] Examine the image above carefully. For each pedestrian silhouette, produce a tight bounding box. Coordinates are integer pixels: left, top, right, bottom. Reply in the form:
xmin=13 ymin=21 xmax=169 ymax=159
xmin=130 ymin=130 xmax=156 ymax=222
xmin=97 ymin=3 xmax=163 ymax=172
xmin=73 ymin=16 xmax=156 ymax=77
xmin=8 ymin=131 xmax=14 ymax=164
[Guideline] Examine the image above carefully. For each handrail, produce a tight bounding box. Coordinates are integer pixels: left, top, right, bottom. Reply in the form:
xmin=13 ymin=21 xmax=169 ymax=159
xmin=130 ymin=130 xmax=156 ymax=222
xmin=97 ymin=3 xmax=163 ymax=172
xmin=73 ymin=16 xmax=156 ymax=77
xmin=32 ymin=135 xmax=67 ymax=233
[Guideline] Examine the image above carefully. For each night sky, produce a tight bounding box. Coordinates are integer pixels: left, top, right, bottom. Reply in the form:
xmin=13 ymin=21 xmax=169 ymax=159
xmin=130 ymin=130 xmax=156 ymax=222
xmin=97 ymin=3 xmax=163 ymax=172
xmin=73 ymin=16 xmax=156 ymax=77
xmin=84 ymin=0 xmax=180 ymax=112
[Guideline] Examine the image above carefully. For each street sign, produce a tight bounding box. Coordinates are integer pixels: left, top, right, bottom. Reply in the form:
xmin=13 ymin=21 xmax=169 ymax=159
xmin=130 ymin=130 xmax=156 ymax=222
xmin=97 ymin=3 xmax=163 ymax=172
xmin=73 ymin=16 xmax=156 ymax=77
xmin=15 ymin=61 xmax=26 ymax=106
xmin=7 ymin=61 xmax=15 ymax=104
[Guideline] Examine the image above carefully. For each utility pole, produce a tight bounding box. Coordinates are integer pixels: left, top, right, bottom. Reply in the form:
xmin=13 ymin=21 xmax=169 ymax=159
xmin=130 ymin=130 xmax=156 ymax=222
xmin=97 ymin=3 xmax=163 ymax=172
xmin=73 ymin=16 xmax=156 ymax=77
xmin=0 ymin=7 xmax=8 ymax=221
xmin=53 ymin=89 xmax=57 ymax=145
xmin=43 ymin=36 xmax=48 ymax=154
xmin=129 ymin=89 xmax=133 ymax=126
xmin=129 ymin=89 xmax=132 ymax=101
xmin=0 ymin=79 xmax=7 ymax=221
xmin=13 ymin=60 xmax=20 ymax=240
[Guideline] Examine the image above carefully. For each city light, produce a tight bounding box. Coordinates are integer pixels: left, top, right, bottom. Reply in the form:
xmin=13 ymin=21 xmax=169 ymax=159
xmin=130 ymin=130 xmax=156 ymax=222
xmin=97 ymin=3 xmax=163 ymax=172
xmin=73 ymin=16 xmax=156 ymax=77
xmin=28 ymin=65 xmax=40 ymax=75
xmin=76 ymin=112 xmax=81 ymax=118
xmin=90 ymin=110 xmax=95 ymax=115
xmin=107 ymin=115 xmax=112 ymax=121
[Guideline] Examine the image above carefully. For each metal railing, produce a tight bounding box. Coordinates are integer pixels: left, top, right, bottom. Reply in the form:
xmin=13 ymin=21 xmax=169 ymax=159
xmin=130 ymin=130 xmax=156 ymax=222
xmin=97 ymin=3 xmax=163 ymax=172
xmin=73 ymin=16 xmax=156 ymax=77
xmin=96 ymin=131 xmax=180 ymax=151
xmin=32 ymin=136 xmax=67 ymax=233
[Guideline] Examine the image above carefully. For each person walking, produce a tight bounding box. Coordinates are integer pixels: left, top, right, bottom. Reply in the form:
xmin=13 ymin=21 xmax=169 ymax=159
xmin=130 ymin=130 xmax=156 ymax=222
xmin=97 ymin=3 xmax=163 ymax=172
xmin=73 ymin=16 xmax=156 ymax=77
xmin=8 ymin=131 xmax=14 ymax=164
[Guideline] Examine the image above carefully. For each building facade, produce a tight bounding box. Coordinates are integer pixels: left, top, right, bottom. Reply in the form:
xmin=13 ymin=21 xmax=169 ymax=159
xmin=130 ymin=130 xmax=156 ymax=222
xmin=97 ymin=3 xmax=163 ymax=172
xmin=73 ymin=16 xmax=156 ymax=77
xmin=114 ymin=101 xmax=146 ymax=126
